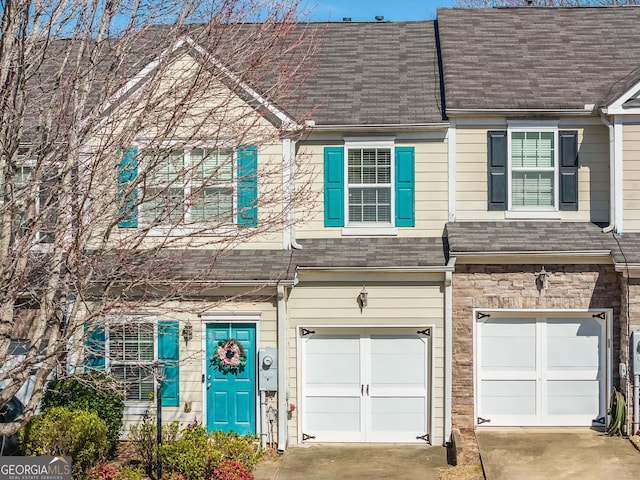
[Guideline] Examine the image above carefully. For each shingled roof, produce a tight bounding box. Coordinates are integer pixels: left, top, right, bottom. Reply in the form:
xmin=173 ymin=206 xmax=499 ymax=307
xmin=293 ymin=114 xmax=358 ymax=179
xmin=295 ymin=238 xmax=448 ymax=268
xmin=290 ymin=21 xmax=444 ymax=126
xmin=445 ymin=222 xmax=613 ymax=255
xmin=437 ymin=7 xmax=640 ymax=111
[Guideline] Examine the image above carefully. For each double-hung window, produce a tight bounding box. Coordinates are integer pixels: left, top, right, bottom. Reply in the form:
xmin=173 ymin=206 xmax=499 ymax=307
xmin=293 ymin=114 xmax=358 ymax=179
xmin=324 ymin=139 xmax=415 ymax=233
xmin=488 ymin=124 xmax=578 ymax=214
xmin=347 ymin=147 xmax=392 ymax=224
xmin=142 ymin=148 xmax=234 ymax=226
xmin=108 ymin=319 xmax=156 ymax=402
xmin=117 ymin=145 xmax=257 ymax=230
xmin=84 ymin=317 xmax=180 ymax=409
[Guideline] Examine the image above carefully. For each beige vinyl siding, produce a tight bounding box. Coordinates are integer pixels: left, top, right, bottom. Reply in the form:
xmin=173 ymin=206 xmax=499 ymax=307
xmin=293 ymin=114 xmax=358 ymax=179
xmin=295 ymin=134 xmax=449 ymax=238
xmin=119 ymin=297 xmax=277 ymax=436
xmin=89 ymin=53 xmax=285 ymax=251
xmin=455 ymin=122 xmax=609 ymax=222
xmin=286 ymin=281 xmax=446 ymax=446
xmin=623 ymin=124 xmax=640 ymax=231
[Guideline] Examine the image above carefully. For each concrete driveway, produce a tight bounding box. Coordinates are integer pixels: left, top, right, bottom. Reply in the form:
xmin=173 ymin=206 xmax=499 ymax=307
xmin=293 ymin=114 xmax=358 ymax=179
xmin=255 ymin=444 xmax=450 ymax=480
xmin=477 ymin=428 xmax=640 ymax=480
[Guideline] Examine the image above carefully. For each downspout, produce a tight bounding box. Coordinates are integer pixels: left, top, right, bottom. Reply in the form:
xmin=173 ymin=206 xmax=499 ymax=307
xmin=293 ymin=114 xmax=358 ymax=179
xmin=448 ymin=120 xmax=457 ymax=222
xmin=444 ymin=259 xmax=454 ymax=445
xmin=600 ymin=112 xmax=619 ymax=234
xmin=276 ymin=284 xmax=288 ymax=451
xmin=282 ymin=137 xmax=302 ymax=250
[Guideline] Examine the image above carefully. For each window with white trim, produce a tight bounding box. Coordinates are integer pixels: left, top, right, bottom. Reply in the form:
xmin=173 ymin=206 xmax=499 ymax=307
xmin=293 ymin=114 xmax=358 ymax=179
xmin=487 ymin=125 xmax=578 ymax=213
xmin=510 ymin=130 xmax=556 ymax=209
xmin=141 ymin=148 xmax=234 ymax=226
xmin=107 ymin=319 xmax=156 ymax=402
xmin=347 ymin=147 xmax=392 ymax=224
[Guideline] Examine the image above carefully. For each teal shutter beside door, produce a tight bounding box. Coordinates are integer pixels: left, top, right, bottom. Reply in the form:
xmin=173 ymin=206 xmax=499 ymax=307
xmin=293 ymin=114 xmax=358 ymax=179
xmin=395 ymin=147 xmax=415 ymax=227
xmin=237 ymin=146 xmax=258 ymax=227
xmin=487 ymin=131 xmax=507 ymax=211
xmin=158 ymin=320 xmax=180 ymax=408
xmin=117 ymin=147 xmax=139 ymax=228
xmin=324 ymin=147 xmax=345 ymax=227
xmin=84 ymin=323 xmax=106 ymax=371
xmin=559 ymin=130 xmax=579 ymax=211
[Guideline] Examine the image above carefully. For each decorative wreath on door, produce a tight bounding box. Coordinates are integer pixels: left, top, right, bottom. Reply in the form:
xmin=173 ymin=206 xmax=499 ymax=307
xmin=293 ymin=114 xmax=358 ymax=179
xmin=212 ymin=339 xmax=247 ymax=373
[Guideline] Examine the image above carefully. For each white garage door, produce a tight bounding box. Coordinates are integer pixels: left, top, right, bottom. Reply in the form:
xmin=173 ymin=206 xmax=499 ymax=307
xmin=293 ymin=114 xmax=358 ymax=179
xmin=477 ymin=315 xmax=607 ymax=427
xmin=301 ymin=328 xmax=431 ymax=443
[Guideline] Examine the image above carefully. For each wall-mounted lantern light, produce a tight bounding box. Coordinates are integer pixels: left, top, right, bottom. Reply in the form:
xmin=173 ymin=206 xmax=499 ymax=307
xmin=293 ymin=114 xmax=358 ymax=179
xmin=358 ymin=286 xmax=368 ymax=311
xmin=536 ymin=266 xmax=549 ymax=290
xmin=182 ymin=322 xmax=193 ymax=345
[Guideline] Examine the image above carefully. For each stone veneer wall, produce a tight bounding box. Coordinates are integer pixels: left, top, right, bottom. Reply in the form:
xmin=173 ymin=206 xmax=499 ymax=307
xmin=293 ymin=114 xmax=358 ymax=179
xmin=451 ymin=264 xmax=621 ymax=463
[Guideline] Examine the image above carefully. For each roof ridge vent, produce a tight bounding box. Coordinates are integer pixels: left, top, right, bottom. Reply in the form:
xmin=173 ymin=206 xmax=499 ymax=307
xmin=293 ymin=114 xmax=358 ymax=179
xmin=375 ymin=15 xmax=384 ymax=21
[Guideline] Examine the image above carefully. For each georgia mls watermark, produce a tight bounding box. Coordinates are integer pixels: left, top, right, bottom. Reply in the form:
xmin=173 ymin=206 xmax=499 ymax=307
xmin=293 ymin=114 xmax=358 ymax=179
xmin=0 ymin=457 xmax=71 ymax=480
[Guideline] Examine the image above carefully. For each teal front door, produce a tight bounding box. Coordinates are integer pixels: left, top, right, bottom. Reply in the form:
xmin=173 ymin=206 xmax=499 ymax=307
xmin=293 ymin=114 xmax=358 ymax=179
xmin=206 ymin=323 xmax=256 ymax=434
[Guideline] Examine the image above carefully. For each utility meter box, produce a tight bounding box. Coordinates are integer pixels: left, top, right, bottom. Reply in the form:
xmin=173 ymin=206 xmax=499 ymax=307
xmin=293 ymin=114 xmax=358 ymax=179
xmin=258 ymin=348 xmax=278 ymax=391
xmin=632 ymin=331 xmax=640 ymax=375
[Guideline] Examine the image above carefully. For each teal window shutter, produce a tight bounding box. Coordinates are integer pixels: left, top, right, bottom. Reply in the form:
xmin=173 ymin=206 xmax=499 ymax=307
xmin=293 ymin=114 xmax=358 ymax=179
xmin=84 ymin=323 xmax=106 ymax=372
xmin=559 ymin=130 xmax=579 ymax=211
xmin=237 ymin=146 xmax=258 ymax=227
xmin=324 ymin=147 xmax=345 ymax=227
xmin=158 ymin=320 xmax=180 ymax=407
xmin=395 ymin=147 xmax=415 ymax=227
xmin=487 ymin=131 xmax=507 ymax=211
xmin=118 ymin=147 xmax=139 ymax=228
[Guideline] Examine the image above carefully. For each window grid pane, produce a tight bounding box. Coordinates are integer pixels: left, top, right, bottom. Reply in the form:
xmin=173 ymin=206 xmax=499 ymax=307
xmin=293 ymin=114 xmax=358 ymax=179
xmin=142 ymin=188 xmax=184 ymax=224
xmin=191 ymin=149 xmax=232 ymax=182
xmin=511 ymin=131 xmax=555 ymax=208
xmin=349 ymin=187 xmax=391 ymax=223
xmin=191 ymin=187 xmax=233 ymax=222
xmin=109 ymin=322 xmax=155 ymax=402
xmin=348 ymin=148 xmax=391 ymax=184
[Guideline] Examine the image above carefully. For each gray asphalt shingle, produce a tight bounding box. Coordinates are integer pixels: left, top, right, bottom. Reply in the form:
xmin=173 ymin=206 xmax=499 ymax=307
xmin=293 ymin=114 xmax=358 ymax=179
xmin=437 ymin=7 xmax=640 ymax=110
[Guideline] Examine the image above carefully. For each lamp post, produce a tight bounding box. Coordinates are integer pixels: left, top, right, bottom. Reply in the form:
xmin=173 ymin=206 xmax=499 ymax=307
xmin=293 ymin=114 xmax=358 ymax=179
xmin=155 ymin=361 xmax=165 ymax=480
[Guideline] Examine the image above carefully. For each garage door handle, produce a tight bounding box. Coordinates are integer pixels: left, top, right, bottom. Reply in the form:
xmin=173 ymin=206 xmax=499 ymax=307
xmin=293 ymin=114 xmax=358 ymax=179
xmin=361 ymin=384 xmax=364 ymax=396
xmin=366 ymin=385 xmax=369 ymax=396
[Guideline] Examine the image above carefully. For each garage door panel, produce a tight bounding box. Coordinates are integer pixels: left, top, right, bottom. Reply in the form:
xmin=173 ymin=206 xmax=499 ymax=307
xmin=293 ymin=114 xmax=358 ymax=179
xmin=546 ymin=380 xmax=599 ymax=416
xmin=306 ymin=336 xmax=360 ymax=389
xmin=371 ymin=335 xmax=426 ymax=388
xmin=481 ymin=380 xmax=537 ymax=416
xmin=370 ymin=397 xmax=425 ymax=432
xmin=480 ymin=319 xmax=536 ymax=372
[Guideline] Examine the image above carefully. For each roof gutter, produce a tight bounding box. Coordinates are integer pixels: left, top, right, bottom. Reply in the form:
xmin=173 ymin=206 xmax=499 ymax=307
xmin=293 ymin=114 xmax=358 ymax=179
xmin=304 ymin=122 xmax=449 ymax=133
xmin=296 ymin=266 xmax=455 ymax=273
xmin=446 ymin=108 xmax=596 ymax=117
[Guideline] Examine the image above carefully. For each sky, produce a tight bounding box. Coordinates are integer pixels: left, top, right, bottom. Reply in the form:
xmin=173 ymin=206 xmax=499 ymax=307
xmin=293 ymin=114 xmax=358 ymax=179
xmin=303 ymin=0 xmax=456 ymax=22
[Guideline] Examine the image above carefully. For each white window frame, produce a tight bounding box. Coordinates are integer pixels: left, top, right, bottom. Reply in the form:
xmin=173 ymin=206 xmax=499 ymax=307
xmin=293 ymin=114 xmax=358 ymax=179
xmin=342 ymin=138 xmax=398 ymax=236
xmin=137 ymin=142 xmax=238 ymax=236
xmin=2 ymin=156 xmax=53 ymax=245
xmin=105 ymin=315 xmax=158 ymax=414
xmin=506 ymin=121 xmax=560 ymax=218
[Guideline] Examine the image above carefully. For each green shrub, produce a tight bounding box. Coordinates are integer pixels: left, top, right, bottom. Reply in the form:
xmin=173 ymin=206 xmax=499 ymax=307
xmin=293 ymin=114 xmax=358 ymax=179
xmin=20 ymin=406 xmax=108 ymax=479
xmin=42 ymin=373 xmax=125 ymax=458
xmin=160 ymin=430 xmax=224 ymax=480
xmin=210 ymin=431 xmax=262 ymax=470
xmin=129 ymin=416 xmax=179 ymax=479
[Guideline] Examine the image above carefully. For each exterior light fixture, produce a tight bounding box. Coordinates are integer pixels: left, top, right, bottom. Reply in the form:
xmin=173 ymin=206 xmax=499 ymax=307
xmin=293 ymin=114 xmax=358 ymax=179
xmin=536 ymin=266 xmax=549 ymax=290
xmin=358 ymin=286 xmax=368 ymax=311
xmin=182 ymin=321 xmax=193 ymax=345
